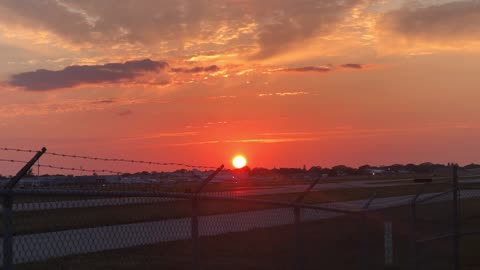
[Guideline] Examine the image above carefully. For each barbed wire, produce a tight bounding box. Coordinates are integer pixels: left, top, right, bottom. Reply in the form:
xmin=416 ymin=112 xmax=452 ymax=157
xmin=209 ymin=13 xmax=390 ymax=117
xmin=0 ymin=158 xmax=123 ymax=175
xmin=0 ymin=147 xmax=217 ymax=169
xmin=0 ymin=157 xmax=218 ymax=176
xmin=39 ymin=164 xmax=124 ymax=175
xmin=0 ymin=158 xmax=28 ymax=164
xmin=0 ymin=148 xmax=36 ymax=153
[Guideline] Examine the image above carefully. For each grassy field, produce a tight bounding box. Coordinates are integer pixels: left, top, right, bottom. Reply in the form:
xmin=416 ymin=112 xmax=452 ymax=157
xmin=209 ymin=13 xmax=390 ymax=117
xmin=14 ymin=198 xmax=480 ymax=270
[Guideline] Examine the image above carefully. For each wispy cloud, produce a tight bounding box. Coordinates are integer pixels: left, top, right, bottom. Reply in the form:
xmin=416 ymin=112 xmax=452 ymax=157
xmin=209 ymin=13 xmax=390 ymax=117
xmin=166 ymin=140 xmax=221 ymax=147
xmin=206 ymin=95 xmax=237 ymax=100
xmin=258 ymin=91 xmax=309 ymax=97
xmin=117 ymin=109 xmax=133 ymax=116
xmin=0 ymin=97 xmax=160 ymax=118
xmin=171 ymin=65 xmax=220 ymax=73
xmin=163 ymin=124 xmax=480 ymax=147
xmin=117 ymin=131 xmax=199 ymax=142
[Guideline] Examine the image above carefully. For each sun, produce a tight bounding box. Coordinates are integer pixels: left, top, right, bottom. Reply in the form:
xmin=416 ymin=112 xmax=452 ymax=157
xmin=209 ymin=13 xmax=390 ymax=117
xmin=232 ymin=155 xmax=247 ymax=169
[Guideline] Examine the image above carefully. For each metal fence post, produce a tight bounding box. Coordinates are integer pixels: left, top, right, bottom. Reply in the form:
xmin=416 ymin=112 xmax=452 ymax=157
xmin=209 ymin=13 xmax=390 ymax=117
xmin=190 ymin=165 xmax=224 ymax=270
xmin=191 ymin=195 xmax=199 ymax=270
xmin=452 ymin=164 xmax=459 ymax=270
xmin=3 ymin=193 xmax=14 ymax=270
xmin=410 ymin=198 xmax=417 ymax=270
xmin=2 ymin=147 xmax=46 ymax=269
xmin=362 ymin=209 xmax=369 ymax=270
xmin=410 ymin=185 xmax=425 ymax=270
xmin=293 ymin=178 xmax=320 ymax=270
xmin=294 ymin=205 xmax=302 ymax=270
xmin=362 ymin=193 xmax=376 ymax=270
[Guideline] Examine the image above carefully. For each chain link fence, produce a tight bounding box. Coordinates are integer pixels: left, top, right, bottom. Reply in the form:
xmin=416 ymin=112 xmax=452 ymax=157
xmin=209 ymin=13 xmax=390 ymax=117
xmin=0 ymin=188 xmax=376 ymax=270
xmin=2 ymin=149 xmax=479 ymax=269
xmin=411 ymin=166 xmax=480 ymax=270
xmin=4 ymin=184 xmax=471 ymax=270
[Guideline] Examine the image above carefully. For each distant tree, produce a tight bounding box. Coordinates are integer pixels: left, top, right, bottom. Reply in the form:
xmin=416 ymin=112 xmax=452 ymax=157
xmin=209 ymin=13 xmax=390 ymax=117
xmin=387 ymin=164 xmax=405 ymax=173
xmin=277 ymin=168 xmax=304 ymax=175
xmin=415 ymin=163 xmax=435 ymax=174
xmin=356 ymin=165 xmax=372 ymax=175
xmin=464 ymin=163 xmax=480 ymax=170
xmin=330 ymin=165 xmax=356 ymax=177
xmin=308 ymin=166 xmax=323 ymax=176
xmin=174 ymin=169 xmax=187 ymax=174
xmin=233 ymin=166 xmax=251 ymax=175
xmin=139 ymin=171 xmax=150 ymax=176
xmin=251 ymin=167 xmax=272 ymax=176
xmin=25 ymin=168 xmax=34 ymax=177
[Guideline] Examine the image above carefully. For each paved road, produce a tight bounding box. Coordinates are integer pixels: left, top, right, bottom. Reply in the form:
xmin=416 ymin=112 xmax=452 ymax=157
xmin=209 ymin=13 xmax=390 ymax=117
xmin=2 ymin=190 xmax=477 ymax=265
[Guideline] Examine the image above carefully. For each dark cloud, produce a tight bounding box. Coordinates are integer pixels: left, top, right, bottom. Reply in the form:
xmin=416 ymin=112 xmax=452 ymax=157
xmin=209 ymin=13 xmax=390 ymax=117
xmin=341 ymin=64 xmax=363 ymax=69
xmin=0 ymin=0 xmax=363 ymax=59
xmin=272 ymin=64 xmax=367 ymax=73
xmin=250 ymin=0 xmax=362 ymax=59
xmin=9 ymin=59 xmax=168 ymax=91
xmin=118 ymin=109 xmax=133 ymax=116
xmin=381 ymin=1 xmax=480 ymax=40
xmin=171 ymin=65 xmax=219 ymax=73
xmin=91 ymin=99 xmax=115 ymax=104
xmin=275 ymin=66 xmax=331 ymax=73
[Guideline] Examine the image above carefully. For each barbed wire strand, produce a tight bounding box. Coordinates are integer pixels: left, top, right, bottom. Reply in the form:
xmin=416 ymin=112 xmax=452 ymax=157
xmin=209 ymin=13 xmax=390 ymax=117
xmin=0 ymin=147 xmax=216 ymax=169
xmin=0 ymin=159 xmax=216 ymax=177
xmin=0 ymin=158 xmax=123 ymax=175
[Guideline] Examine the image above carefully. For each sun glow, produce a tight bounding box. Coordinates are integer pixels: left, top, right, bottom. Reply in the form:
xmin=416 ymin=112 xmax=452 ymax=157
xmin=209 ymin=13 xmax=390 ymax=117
xmin=232 ymin=155 xmax=247 ymax=169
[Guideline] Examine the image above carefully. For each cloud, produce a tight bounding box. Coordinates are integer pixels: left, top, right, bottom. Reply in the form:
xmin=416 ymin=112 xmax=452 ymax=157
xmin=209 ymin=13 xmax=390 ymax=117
xmin=341 ymin=63 xmax=363 ymax=69
xmin=0 ymin=97 xmax=151 ymax=118
xmin=380 ymin=1 xmax=480 ymax=42
xmin=9 ymin=59 xmax=169 ymax=90
xmin=249 ymin=0 xmax=364 ymax=59
xmin=268 ymin=64 xmax=366 ymax=73
xmin=163 ymin=124 xmax=480 ymax=147
xmin=92 ymin=99 xmax=115 ymax=104
xmin=0 ymin=0 xmax=363 ymax=60
xmin=258 ymin=92 xmax=309 ymax=97
xmin=283 ymin=66 xmax=331 ymax=73
xmin=116 ymin=131 xmax=199 ymax=142
xmin=118 ymin=109 xmax=133 ymax=116
xmin=270 ymin=66 xmax=331 ymax=73
xmin=171 ymin=65 xmax=220 ymax=73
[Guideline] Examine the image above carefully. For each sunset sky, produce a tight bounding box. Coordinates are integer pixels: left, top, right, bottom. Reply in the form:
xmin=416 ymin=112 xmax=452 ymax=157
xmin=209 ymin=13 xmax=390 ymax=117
xmin=1 ymin=0 xmax=480 ymax=174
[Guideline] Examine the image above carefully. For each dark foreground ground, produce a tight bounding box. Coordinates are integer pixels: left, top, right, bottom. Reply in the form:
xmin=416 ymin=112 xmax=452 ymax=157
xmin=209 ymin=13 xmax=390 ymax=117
xmin=15 ymin=197 xmax=480 ymax=270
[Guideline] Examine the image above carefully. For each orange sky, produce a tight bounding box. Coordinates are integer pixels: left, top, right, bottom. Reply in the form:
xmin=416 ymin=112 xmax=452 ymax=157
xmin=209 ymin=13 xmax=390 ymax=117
xmin=1 ymin=0 xmax=480 ymax=175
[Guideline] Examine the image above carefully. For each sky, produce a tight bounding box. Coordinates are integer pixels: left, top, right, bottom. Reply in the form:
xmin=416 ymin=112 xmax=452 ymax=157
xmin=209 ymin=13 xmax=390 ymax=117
xmin=1 ymin=0 xmax=480 ymax=174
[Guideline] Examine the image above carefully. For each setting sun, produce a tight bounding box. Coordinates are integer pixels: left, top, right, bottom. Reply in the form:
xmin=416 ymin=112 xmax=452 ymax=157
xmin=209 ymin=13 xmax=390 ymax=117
xmin=232 ymin=155 xmax=247 ymax=169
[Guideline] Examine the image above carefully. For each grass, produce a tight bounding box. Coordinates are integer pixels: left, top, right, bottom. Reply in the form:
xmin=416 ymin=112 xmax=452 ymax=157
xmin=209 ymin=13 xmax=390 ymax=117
xmin=15 ymin=198 xmax=480 ymax=270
